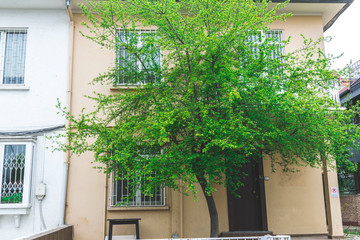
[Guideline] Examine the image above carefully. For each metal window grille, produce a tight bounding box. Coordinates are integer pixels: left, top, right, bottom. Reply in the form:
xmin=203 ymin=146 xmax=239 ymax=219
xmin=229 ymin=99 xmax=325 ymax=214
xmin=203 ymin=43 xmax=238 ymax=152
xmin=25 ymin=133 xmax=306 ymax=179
xmin=0 ymin=144 xmax=26 ymax=204
xmin=0 ymin=30 xmax=27 ymax=85
xmin=248 ymin=30 xmax=283 ymax=60
xmin=116 ymin=29 xmax=160 ymax=85
xmin=265 ymin=30 xmax=283 ymax=60
xmin=111 ymin=174 xmax=165 ymax=207
xmin=111 ymin=147 xmax=165 ymax=207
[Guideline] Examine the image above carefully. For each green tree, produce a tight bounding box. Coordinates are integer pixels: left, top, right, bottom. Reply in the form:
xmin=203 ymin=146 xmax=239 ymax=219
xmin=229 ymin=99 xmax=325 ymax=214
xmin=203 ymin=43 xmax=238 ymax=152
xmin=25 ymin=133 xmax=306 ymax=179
xmin=57 ymin=0 xmax=360 ymax=237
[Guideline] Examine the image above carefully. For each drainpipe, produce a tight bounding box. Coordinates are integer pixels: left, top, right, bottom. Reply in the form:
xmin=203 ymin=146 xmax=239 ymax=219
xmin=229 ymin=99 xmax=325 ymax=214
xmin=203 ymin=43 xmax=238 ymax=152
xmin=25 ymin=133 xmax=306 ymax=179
xmin=59 ymin=0 xmax=74 ymax=226
xmin=180 ymin=180 xmax=184 ymax=237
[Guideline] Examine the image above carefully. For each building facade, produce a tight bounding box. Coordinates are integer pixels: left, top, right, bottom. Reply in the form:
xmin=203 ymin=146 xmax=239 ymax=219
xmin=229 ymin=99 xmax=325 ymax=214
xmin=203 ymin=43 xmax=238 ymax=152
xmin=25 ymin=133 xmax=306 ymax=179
xmin=0 ymin=1 xmax=70 ymax=239
xmin=63 ymin=1 xmax=351 ymax=240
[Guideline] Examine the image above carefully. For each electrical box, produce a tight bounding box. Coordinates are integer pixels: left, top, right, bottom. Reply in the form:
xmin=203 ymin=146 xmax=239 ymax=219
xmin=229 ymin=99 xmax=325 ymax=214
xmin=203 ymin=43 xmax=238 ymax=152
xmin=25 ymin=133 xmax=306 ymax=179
xmin=35 ymin=182 xmax=46 ymax=199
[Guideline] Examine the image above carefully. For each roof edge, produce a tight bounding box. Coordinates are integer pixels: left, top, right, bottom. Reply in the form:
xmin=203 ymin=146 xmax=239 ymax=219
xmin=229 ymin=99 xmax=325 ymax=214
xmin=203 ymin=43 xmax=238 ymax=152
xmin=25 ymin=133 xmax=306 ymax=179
xmin=271 ymin=0 xmax=354 ymax=32
xmin=323 ymin=2 xmax=353 ymax=32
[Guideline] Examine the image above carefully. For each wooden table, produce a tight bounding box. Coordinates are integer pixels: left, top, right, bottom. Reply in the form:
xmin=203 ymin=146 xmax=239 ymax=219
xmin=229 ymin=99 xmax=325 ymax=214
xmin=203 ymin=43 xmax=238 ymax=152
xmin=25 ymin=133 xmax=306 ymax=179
xmin=107 ymin=218 xmax=141 ymax=240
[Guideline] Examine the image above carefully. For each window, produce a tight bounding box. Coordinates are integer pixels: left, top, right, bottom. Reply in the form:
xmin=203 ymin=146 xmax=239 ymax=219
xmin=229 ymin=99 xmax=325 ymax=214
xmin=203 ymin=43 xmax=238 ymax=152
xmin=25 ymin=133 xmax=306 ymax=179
xmin=248 ymin=30 xmax=283 ymax=59
xmin=0 ymin=30 xmax=27 ymax=85
xmin=111 ymin=147 xmax=165 ymax=207
xmin=0 ymin=142 xmax=33 ymax=207
xmin=116 ymin=30 xmax=160 ymax=85
xmin=111 ymin=173 xmax=165 ymax=207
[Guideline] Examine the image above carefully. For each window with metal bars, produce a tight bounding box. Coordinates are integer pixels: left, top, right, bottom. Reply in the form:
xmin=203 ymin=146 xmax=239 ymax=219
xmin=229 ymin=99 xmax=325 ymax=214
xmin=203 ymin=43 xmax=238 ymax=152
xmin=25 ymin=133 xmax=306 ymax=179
xmin=0 ymin=30 xmax=27 ymax=85
xmin=111 ymin=173 xmax=165 ymax=207
xmin=0 ymin=142 xmax=33 ymax=206
xmin=111 ymin=147 xmax=165 ymax=207
xmin=115 ymin=29 xmax=161 ymax=85
xmin=248 ymin=30 xmax=284 ymax=59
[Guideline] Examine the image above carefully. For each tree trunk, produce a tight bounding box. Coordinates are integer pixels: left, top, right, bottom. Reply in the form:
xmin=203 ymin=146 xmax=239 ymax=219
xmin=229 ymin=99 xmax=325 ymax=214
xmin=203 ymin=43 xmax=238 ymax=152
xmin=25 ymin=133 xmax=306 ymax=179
xmin=197 ymin=174 xmax=219 ymax=238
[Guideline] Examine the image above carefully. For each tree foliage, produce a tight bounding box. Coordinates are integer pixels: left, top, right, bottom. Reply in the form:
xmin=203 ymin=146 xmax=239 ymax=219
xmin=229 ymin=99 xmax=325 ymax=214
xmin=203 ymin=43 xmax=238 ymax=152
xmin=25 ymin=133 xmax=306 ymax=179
xmin=56 ymin=0 xmax=360 ymax=237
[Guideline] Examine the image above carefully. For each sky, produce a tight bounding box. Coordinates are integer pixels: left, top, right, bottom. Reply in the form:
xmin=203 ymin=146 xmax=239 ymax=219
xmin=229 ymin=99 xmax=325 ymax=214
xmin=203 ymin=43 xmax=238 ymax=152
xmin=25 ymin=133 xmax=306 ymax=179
xmin=325 ymin=0 xmax=360 ymax=70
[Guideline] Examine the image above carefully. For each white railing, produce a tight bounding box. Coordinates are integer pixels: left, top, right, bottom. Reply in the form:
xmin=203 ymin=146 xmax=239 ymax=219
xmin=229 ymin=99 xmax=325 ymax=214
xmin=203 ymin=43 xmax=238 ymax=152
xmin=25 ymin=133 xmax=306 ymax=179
xmin=142 ymin=236 xmax=291 ymax=240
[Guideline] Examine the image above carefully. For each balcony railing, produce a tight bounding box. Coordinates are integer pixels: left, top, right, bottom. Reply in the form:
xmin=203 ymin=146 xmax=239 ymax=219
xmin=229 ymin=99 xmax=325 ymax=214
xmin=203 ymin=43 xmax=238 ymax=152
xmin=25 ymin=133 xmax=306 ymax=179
xmin=349 ymin=59 xmax=360 ymax=80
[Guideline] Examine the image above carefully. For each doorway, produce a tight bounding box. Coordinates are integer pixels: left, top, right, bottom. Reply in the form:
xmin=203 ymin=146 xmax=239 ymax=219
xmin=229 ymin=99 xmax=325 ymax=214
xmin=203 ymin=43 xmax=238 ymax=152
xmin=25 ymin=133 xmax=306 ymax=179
xmin=227 ymin=157 xmax=267 ymax=231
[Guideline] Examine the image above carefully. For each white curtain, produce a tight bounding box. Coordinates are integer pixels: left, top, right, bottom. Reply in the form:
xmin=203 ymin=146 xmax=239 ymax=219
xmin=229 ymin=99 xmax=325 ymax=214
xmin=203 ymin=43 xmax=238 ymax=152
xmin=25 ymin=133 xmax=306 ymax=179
xmin=3 ymin=31 xmax=27 ymax=84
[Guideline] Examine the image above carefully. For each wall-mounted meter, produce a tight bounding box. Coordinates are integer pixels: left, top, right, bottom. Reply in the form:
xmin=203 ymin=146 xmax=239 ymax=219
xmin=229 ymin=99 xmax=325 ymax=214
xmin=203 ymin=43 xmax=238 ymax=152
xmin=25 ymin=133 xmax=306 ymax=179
xmin=35 ymin=182 xmax=46 ymax=200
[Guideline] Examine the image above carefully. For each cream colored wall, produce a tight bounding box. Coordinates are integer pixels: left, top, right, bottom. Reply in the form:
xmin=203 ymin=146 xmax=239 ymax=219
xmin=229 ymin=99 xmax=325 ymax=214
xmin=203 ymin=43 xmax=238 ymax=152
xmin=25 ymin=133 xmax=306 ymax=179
xmin=66 ymin=14 xmax=112 ymax=240
xmin=262 ymin=155 xmax=328 ymax=235
xmin=67 ymin=13 xmax=342 ymax=240
xmin=262 ymin=16 xmax=329 ymax=235
xmin=323 ymin=161 xmax=344 ymax=237
xmin=183 ymin=183 xmax=229 ymax=238
xmin=264 ymin=16 xmax=343 ymax=237
xmin=271 ymin=15 xmax=325 ymax=52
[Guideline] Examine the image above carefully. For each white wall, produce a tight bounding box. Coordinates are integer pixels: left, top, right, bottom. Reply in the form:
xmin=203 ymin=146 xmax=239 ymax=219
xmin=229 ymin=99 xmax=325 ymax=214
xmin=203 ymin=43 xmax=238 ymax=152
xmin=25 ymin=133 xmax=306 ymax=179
xmin=0 ymin=9 xmax=69 ymax=240
xmin=0 ymin=9 xmax=69 ymax=128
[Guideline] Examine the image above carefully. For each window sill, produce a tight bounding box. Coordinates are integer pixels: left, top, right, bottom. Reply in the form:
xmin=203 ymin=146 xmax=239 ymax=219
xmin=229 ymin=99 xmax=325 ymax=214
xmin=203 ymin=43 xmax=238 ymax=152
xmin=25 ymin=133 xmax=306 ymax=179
xmin=107 ymin=205 xmax=169 ymax=211
xmin=0 ymin=85 xmax=30 ymax=91
xmin=0 ymin=206 xmax=31 ymax=215
xmin=110 ymin=85 xmax=142 ymax=90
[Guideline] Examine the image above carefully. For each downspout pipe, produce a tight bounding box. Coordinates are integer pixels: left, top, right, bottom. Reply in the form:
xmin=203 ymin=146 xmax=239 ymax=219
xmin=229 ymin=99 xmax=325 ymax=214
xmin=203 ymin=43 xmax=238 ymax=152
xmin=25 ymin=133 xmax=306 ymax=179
xmin=59 ymin=0 xmax=74 ymax=226
xmin=66 ymin=0 xmax=74 ymax=22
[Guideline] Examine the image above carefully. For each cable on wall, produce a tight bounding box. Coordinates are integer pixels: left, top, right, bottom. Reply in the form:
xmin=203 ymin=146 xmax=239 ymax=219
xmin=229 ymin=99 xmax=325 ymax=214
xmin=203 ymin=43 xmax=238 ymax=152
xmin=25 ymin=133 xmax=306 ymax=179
xmin=0 ymin=125 xmax=65 ymax=136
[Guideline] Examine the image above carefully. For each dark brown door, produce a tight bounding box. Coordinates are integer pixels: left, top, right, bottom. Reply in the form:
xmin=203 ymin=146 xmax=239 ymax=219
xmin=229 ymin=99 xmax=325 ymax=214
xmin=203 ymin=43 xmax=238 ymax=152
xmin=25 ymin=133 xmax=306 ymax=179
xmin=227 ymin=158 xmax=267 ymax=231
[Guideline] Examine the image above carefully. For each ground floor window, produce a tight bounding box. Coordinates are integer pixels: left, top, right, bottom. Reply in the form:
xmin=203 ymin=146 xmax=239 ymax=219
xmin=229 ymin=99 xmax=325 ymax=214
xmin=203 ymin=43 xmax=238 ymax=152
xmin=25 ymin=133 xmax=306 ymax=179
xmin=111 ymin=173 xmax=165 ymax=207
xmin=0 ymin=142 xmax=33 ymax=206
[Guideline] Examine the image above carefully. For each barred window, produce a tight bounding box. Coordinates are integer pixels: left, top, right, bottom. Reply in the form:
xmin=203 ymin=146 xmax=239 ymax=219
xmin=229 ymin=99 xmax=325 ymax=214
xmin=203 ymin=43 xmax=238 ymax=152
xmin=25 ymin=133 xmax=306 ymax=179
xmin=0 ymin=30 xmax=27 ymax=85
xmin=111 ymin=147 xmax=165 ymax=207
xmin=116 ymin=29 xmax=160 ymax=85
xmin=248 ymin=30 xmax=283 ymax=59
xmin=0 ymin=142 xmax=33 ymax=206
xmin=111 ymin=173 xmax=165 ymax=207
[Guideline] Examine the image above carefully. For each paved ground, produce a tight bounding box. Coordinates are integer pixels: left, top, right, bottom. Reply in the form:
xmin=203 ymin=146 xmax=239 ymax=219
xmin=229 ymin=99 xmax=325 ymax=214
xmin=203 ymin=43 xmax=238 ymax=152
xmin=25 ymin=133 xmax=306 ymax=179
xmin=289 ymin=226 xmax=360 ymax=239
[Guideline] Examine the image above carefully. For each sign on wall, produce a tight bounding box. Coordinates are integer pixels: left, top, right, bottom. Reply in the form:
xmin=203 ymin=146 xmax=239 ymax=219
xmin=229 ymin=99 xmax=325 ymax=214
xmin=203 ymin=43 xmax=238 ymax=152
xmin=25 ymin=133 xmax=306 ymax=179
xmin=331 ymin=187 xmax=339 ymax=198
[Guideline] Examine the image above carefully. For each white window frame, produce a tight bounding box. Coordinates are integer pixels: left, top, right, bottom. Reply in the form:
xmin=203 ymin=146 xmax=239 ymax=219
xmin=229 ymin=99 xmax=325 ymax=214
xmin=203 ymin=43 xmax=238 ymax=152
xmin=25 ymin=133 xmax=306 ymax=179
xmin=0 ymin=142 xmax=34 ymax=210
xmin=0 ymin=29 xmax=28 ymax=89
xmin=115 ymin=29 xmax=161 ymax=86
xmin=248 ymin=29 xmax=284 ymax=59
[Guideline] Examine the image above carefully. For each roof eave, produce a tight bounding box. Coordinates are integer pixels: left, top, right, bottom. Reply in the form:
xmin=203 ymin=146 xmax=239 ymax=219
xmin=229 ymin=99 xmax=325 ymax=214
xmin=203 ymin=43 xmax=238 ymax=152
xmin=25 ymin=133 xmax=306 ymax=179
xmin=323 ymin=2 xmax=353 ymax=32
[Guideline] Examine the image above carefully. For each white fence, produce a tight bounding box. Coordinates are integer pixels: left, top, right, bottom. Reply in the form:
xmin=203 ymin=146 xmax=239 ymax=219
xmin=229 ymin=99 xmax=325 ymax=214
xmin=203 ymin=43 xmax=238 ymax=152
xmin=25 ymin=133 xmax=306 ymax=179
xmin=142 ymin=236 xmax=291 ymax=240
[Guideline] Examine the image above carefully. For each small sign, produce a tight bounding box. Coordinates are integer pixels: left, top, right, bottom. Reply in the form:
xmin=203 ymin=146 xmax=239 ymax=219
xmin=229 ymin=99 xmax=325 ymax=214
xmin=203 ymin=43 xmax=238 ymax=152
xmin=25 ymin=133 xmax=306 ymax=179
xmin=331 ymin=187 xmax=339 ymax=198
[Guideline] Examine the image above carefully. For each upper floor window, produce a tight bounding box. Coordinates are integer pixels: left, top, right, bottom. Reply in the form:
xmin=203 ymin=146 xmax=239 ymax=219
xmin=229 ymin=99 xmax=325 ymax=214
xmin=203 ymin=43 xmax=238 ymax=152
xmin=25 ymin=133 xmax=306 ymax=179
xmin=248 ymin=30 xmax=283 ymax=60
xmin=0 ymin=30 xmax=27 ymax=85
xmin=116 ymin=29 xmax=160 ymax=85
xmin=0 ymin=142 xmax=33 ymax=207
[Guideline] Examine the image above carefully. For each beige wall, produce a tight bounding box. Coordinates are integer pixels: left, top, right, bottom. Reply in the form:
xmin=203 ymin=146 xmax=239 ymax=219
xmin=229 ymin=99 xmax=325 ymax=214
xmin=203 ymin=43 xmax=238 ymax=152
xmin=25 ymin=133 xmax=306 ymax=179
xmin=263 ymin=154 xmax=328 ymax=235
xmin=323 ymin=162 xmax=344 ymax=237
xmin=66 ymin=14 xmax=111 ymax=240
xmin=271 ymin=16 xmax=325 ymax=52
xmin=182 ymin=183 xmax=229 ymax=238
xmin=66 ymin=13 xmax=342 ymax=240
